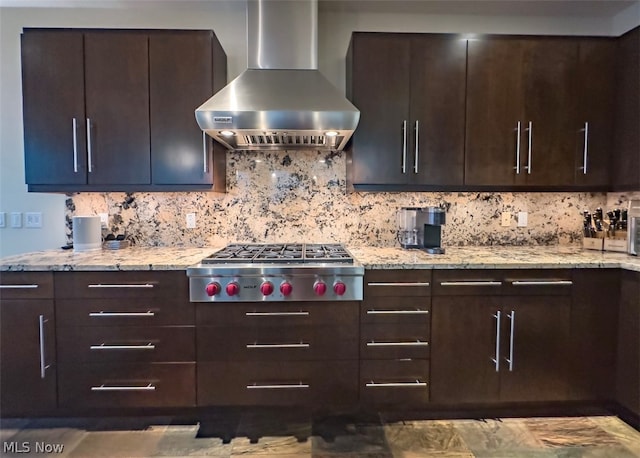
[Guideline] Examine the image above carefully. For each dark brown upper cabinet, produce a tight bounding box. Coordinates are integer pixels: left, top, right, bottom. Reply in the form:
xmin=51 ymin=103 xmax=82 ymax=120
xmin=612 ymin=26 xmax=640 ymax=191
xmin=346 ymin=33 xmax=467 ymax=191
xmin=21 ymin=29 xmax=227 ymax=192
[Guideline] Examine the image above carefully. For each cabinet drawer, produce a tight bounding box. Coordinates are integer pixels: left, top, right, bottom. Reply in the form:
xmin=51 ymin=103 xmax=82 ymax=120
xmin=197 ymin=361 xmax=357 ymax=406
xmin=361 ymin=323 xmax=430 ymax=360
xmin=58 ymin=362 xmax=195 ymax=408
xmin=364 ymin=270 xmax=431 ymax=297
xmin=55 ymin=271 xmax=188 ymax=299
xmin=58 ymin=326 xmax=195 ymax=363
xmin=197 ymin=325 xmax=357 ymax=362
xmin=57 ymin=298 xmax=194 ymax=326
xmin=361 ymin=297 xmax=431 ymax=324
xmin=360 ymin=359 xmax=430 ymax=405
xmin=196 ymin=302 xmax=358 ymax=327
xmin=433 ymin=270 xmax=503 ymax=295
xmin=502 ymin=270 xmax=572 ymax=296
xmin=0 ymin=272 xmax=53 ymax=299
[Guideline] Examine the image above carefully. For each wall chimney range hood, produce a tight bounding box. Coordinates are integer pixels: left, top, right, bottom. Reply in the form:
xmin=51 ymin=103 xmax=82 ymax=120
xmin=195 ymin=0 xmax=360 ymax=152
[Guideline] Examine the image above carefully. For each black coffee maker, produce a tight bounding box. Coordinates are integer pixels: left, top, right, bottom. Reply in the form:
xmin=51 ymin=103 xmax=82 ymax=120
xmin=396 ymin=206 xmax=446 ymax=254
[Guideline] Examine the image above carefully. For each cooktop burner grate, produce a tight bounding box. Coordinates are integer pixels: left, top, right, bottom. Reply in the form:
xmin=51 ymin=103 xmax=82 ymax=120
xmin=202 ymin=243 xmax=353 ymax=264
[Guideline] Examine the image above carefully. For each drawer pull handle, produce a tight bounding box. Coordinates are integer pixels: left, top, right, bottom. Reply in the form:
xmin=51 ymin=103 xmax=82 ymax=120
xmin=246 ymin=342 xmax=310 ymax=349
xmin=366 ymin=380 xmax=427 ymax=388
xmin=90 ymin=343 xmax=155 ymax=351
xmin=89 ymin=311 xmax=155 ymax=317
xmin=367 ymin=309 xmax=429 ymax=315
xmin=367 ymin=340 xmax=428 ymax=347
xmin=510 ymin=280 xmax=573 ymax=286
xmin=440 ymin=281 xmax=502 ymax=286
xmin=245 ymin=311 xmax=309 ymax=317
xmin=38 ymin=315 xmax=51 ymax=379
xmin=247 ymin=382 xmax=309 ymax=390
xmin=91 ymin=383 xmax=155 ymax=392
xmin=367 ymin=282 xmax=430 ymax=287
xmin=0 ymin=284 xmax=39 ymax=289
xmin=88 ymin=284 xmax=155 ymax=289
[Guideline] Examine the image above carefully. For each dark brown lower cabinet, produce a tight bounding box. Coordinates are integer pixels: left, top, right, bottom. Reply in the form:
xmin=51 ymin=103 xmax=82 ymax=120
xmin=616 ymin=270 xmax=640 ymax=418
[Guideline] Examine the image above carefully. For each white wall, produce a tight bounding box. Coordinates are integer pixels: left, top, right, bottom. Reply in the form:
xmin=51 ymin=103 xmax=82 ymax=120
xmin=612 ymin=1 xmax=640 ymax=35
xmin=0 ymin=2 xmax=636 ymax=257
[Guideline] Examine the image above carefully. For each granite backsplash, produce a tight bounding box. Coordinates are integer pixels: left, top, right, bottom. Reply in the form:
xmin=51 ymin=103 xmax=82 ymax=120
xmin=66 ymin=150 xmax=637 ymax=248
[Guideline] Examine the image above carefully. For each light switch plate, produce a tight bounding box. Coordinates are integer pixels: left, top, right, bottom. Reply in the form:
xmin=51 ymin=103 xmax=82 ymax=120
xmin=517 ymin=211 xmax=528 ymax=227
xmin=186 ymin=213 xmax=196 ymax=229
xmin=25 ymin=212 xmax=42 ymax=228
xmin=10 ymin=212 xmax=22 ymax=228
xmin=501 ymin=212 xmax=511 ymax=227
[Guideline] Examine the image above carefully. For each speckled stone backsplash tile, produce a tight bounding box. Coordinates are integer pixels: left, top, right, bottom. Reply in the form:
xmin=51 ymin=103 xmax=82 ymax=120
xmin=66 ymin=150 xmax=610 ymax=248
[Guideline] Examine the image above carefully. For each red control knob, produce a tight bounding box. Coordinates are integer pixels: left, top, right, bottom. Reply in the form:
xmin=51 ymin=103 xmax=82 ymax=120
xmin=225 ymin=282 xmax=240 ymax=297
xmin=280 ymin=281 xmax=293 ymax=297
xmin=314 ymin=281 xmax=327 ymax=296
xmin=333 ymin=281 xmax=347 ymax=296
xmin=260 ymin=281 xmax=274 ymax=296
xmin=205 ymin=282 xmax=221 ymax=297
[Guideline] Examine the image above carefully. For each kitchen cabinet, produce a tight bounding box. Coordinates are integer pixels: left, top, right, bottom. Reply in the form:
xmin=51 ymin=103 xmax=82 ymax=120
xmin=616 ymin=270 xmax=640 ymax=423
xmin=431 ymin=270 xmax=571 ymax=404
xmin=359 ymin=270 xmax=431 ymax=407
xmin=0 ymin=273 xmax=57 ymax=416
xmin=568 ymin=269 xmax=619 ymax=401
xmin=196 ymin=302 xmax=359 ymax=406
xmin=612 ymin=26 xmax=640 ymax=190
xmin=54 ymin=271 xmax=196 ymax=409
xmin=21 ymin=28 xmax=227 ymax=192
xmin=346 ymin=33 xmax=466 ymax=190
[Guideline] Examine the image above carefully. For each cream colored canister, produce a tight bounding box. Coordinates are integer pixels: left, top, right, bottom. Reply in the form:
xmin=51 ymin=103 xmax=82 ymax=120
xmin=72 ymin=216 xmax=102 ymax=252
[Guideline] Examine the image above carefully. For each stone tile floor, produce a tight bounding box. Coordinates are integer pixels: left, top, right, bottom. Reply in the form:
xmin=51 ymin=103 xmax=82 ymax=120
xmin=1 ymin=412 xmax=639 ymax=457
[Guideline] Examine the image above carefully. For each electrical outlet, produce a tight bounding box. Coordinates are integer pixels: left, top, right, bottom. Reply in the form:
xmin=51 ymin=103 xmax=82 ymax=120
xmin=186 ymin=212 xmax=196 ymax=229
xmin=25 ymin=212 xmax=42 ymax=228
xmin=0 ymin=212 xmax=5 ymax=228
xmin=517 ymin=211 xmax=528 ymax=227
xmin=501 ymin=211 xmax=511 ymax=227
xmin=98 ymin=213 xmax=109 ymax=226
xmin=10 ymin=212 xmax=22 ymax=228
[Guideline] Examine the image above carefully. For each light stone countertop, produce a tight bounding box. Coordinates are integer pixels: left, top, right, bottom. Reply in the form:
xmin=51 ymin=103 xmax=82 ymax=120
xmin=1 ymin=245 xmax=639 ymax=272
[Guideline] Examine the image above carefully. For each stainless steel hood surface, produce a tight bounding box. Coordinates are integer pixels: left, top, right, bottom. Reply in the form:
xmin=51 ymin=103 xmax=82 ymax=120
xmin=195 ymin=0 xmax=360 ymax=152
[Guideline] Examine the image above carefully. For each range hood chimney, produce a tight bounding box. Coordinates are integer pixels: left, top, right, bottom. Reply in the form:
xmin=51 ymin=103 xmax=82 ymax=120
xmin=195 ymin=0 xmax=360 ymax=152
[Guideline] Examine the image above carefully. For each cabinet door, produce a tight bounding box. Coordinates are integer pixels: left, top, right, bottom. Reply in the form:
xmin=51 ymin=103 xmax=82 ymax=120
xmin=150 ymin=31 xmax=225 ymax=186
xmin=431 ymin=296 xmax=501 ymax=403
xmin=465 ymin=38 xmax=526 ymax=186
xmin=499 ymin=296 xmax=570 ymax=402
xmin=521 ymin=39 xmax=578 ymax=186
xmin=612 ymin=26 xmax=640 ymax=190
xmin=409 ymin=35 xmax=466 ymax=186
xmin=0 ymin=300 xmax=57 ymax=415
xmin=348 ymin=33 xmax=411 ymax=185
xmin=21 ymin=30 xmax=87 ymax=185
xmin=616 ymin=271 xmax=640 ymax=417
xmin=574 ymin=39 xmax=615 ymax=187
xmin=84 ymin=32 xmax=150 ymax=185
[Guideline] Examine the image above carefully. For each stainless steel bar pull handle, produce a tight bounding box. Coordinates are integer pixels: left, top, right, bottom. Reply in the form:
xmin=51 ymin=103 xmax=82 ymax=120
xmin=414 ymin=120 xmax=419 ymax=173
xmin=366 ymin=380 xmax=427 ymax=388
xmin=89 ymin=311 xmax=155 ymax=317
xmin=514 ymin=121 xmax=521 ymax=174
xmin=247 ymin=382 xmax=309 ymax=390
xmin=0 ymin=284 xmax=39 ymax=289
xmin=245 ymin=311 xmax=309 ymax=317
xmin=91 ymin=383 xmax=155 ymax=392
xmin=367 ymin=340 xmax=428 ymax=347
xmin=440 ymin=281 xmax=502 ymax=286
xmin=368 ymin=282 xmax=430 ymax=287
xmin=86 ymin=118 xmax=93 ymax=173
xmin=402 ymin=120 xmax=408 ymax=173
xmin=491 ymin=311 xmax=501 ymax=372
xmin=579 ymin=122 xmax=589 ymax=174
xmin=72 ymin=118 xmax=79 ymax=172
xmin=38 ymin=315 xmax=50 ymax=379
xmin=505 ymin=310 xmax=515 ymax=371
xmin=90 ymin=343 xmax=155 ymax=350
xmin=511 ymin=280 xmax=573 ymax=286
xmin=202 ymin=131 xmax=208 ymax=173
xmin=366 ymin=309 xmax=429 ymax=315
xmin=246 ymin=342 xmax=310 ymax=349
xmin=524 ymin=121 xmax=532 ymax=174
xmin=88 ymin=283 xmax=155 ymax=289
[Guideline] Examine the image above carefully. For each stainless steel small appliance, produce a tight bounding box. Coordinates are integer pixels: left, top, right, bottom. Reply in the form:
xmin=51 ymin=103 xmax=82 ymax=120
xmin=397 ymin=207 xmax=446 ymax=254
xmin=628 ymin=200 xmax=640 ymax=256
xmin=187 ymin=243 xmax=363 ymax=302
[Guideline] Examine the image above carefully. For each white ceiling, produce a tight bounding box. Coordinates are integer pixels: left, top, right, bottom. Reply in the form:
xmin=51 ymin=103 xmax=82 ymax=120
xmin=0 ymin=0 xmax=637 ymax=19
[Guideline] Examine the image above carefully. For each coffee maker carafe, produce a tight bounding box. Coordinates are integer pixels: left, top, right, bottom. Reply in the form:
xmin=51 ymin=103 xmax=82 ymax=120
xmin=397 ymin=206 xmax=446 ymax=254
